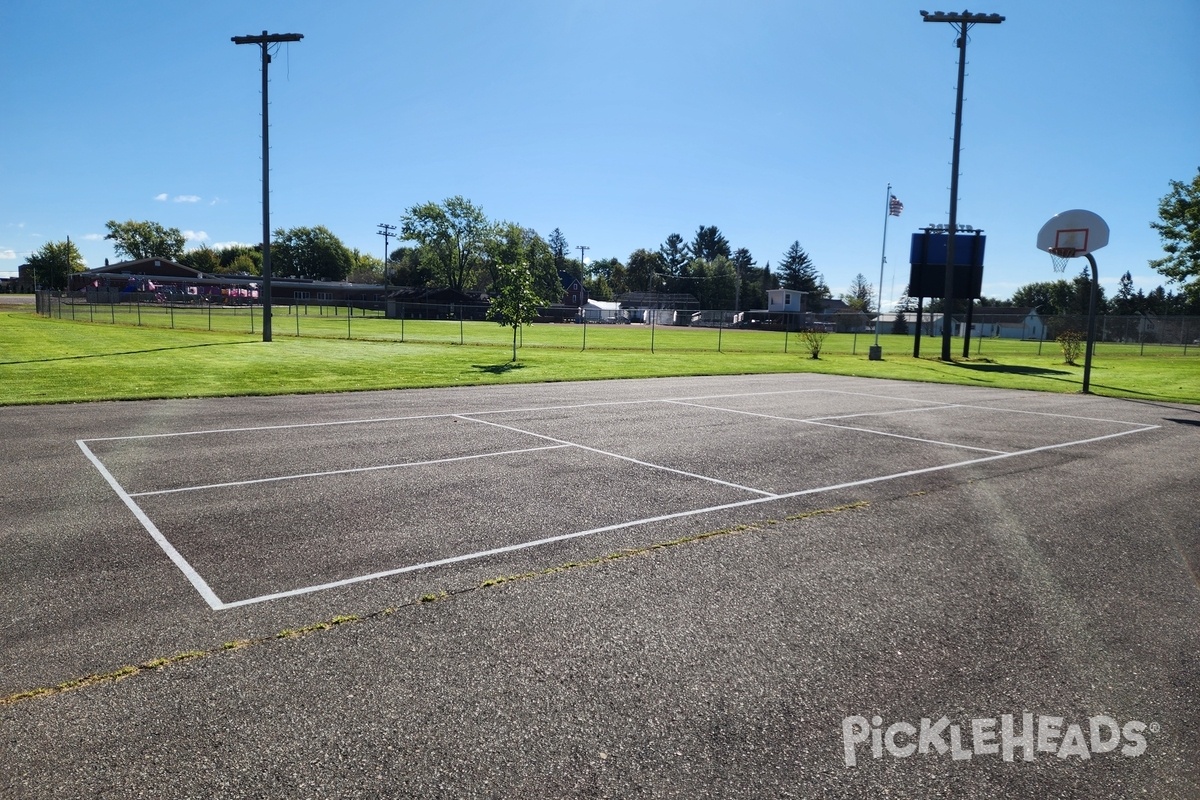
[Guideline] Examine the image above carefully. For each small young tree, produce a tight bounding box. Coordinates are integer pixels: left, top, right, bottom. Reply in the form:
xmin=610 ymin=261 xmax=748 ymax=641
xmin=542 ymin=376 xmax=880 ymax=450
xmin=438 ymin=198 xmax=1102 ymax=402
xmin=1056 ymin=329 xmax=1083 ymax=365
xmin=798 ymin=328 xmax=829 ymax=359
xmin=487 ymin=260 xmax=541 ymax=362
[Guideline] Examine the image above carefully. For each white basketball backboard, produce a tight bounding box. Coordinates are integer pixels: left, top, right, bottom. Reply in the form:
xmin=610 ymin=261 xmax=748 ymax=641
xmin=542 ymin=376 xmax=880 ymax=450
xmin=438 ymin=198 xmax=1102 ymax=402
xmin=1036 ymin=209 xmax=1110 ymax=257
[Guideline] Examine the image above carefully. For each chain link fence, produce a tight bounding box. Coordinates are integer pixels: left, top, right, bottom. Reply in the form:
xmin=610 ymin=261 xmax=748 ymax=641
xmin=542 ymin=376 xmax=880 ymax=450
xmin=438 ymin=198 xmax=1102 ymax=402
xmin=33 ymin=292 xmax=1200 ymax=357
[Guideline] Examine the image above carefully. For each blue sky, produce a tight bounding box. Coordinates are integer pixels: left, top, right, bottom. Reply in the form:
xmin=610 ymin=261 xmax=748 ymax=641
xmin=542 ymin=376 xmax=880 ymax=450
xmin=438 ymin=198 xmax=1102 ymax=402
xmin=3 ymin=0 xmax=1197 ymax=309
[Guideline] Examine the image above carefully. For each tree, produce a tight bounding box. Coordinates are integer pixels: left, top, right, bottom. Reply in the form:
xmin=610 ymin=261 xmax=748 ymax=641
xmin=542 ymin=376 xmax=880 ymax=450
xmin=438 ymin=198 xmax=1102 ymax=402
xmin=346 ymin=249 xmax=386 ymax=284
xmin=548 ymin=228 xmax=569 ymax=273
xmin=387 ymin=246 xmax=436 ymax=287
xmin=702 ymin=255 xmax=737 ymax=310
xmin=586 ymin=257 xmax=627 ymax=300
xmin=216 ymin=244 xmax=262 ymax=275
xmin=179 ymin=245 xmax=221 ymax=274
xmin=841 ymin=273 xmax=874 ymax=313
xmin=658 ymin=233 xmax=690 ymax=276
xmin=487 ymin=259 xmax=541 ymax=362
xmin=1011 ymin=280 xmax=1075 ymax=316
xmin=272 ymin=225 xmax=353 ymax=281
xmin=27 ymin=239 xmax=85 ymax=289
xmin=1149 ymin=168 xmax=1200 ymax=297
xmin=732 ymin=247 xmax=756 ymax=311
xmin=626 ymin=248 xmax=665 ymax=293
xmin=777 ymin=241 xmax=828 ymax=311
xmin=1070 ymin=264 xmax=1107 ymax=315
xmin=488 ymin=223 xmax=559 ymax=305
xmin=690 ymin=225 xmax=730 ymax=263
xmin=401 ymin=197 xmax=492 ymax=291
xmin=104 ymin=219 xmax=186 ymax=261
xmin=1112 ymin=270 xmax=1137 ymax=315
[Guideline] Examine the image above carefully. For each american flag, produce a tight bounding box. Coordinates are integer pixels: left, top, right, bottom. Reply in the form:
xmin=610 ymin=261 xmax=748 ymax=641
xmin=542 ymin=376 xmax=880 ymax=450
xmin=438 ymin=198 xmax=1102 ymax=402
xmin=889 ymin=195 xmax=903 ymax=217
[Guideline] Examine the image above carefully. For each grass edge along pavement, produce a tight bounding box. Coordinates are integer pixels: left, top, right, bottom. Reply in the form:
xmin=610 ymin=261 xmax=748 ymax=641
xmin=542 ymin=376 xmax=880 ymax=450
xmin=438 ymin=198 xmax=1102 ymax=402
xmin=0 ymin=502 xmax=868 ymax=708
xmin=1 ymin=309 xmax=1197 ymax=405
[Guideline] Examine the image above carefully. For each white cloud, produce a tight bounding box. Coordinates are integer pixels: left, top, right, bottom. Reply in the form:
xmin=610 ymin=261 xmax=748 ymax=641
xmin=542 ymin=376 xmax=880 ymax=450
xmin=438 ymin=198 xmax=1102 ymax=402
xmin=183 ymin=230 xmax=209 ymax=242
xmin=154 ymin=193 xmax=169 ymax=201
xmin=0 ymin=249 xmax=16 ymax=259
xmin=211 ymin=241 xmax=255 ymax=250
xmin=83 ymin=233 xmax=105 ymax=241
xmin=174 ymin=195 xmax=201 ymax=203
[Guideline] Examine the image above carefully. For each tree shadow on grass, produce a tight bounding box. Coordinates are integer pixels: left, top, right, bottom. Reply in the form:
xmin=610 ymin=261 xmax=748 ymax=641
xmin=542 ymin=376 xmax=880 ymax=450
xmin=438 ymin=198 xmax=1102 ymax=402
xmin=952 ymin=362 xmax=1072 ymax=377
xmin=473 ymin=362 xmax=526 ymax=375
xmin=0 ymin=340 xmax=258 ymax=366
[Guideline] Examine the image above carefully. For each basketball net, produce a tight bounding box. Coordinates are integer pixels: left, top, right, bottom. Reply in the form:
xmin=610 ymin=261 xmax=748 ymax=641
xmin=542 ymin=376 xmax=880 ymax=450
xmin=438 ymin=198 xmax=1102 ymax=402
xmin=1049 ymin=247 xmax=1076 ymax=274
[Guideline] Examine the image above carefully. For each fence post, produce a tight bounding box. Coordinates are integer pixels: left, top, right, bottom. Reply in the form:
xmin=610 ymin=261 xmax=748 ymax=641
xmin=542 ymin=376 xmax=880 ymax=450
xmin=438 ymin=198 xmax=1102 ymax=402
xmin=459 ymin=306 xmax=464 ymax=346
xmin=347 ymin=301 xmax=352 ymax=339
xmin=718 ymin=312 xmax=723 ymax=353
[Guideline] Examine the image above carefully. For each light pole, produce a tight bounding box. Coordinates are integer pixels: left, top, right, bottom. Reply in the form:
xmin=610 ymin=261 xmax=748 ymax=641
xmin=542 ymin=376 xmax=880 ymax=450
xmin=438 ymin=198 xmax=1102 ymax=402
xmin=576 ymin=245 xmax=589 ymax=307
xmin=232 ymin=31 xmax=303 ymax=342
xmin=377 ymin=223 xmax=396 ymax=282
xmin=920 ymin=10 xmax=1003 ymax=361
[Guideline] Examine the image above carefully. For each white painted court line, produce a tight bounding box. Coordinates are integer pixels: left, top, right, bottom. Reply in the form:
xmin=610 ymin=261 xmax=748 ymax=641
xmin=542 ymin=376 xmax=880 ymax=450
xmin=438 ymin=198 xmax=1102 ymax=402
xmin=77 ymin=440 xmax=225 ymax=611
xmin=662 ymin=399 xmax=1009 ymax=455
xmin=76 ymin=386 xmax=1162 ymax=610
xmin=127 ymin=444 xmax=571 ymax=498
xmin=452 ymin=414 xmax=782 ymax=498
xmin=214 ymin=423 xmax=1159 ymax=610
xmin=73 ymin=387 xmax=902 ymax=444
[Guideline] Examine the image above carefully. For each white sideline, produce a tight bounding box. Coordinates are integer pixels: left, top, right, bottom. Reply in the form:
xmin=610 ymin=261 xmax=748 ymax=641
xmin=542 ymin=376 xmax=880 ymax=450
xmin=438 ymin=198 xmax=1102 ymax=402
xmin=76 ymin=388 xmax=1160 ymax=611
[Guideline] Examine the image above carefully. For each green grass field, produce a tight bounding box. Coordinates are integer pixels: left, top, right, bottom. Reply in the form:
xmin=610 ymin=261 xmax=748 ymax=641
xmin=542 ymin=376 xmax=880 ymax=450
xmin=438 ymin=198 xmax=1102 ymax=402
xmin=3 ymin=299 xmax=1196 ymax=405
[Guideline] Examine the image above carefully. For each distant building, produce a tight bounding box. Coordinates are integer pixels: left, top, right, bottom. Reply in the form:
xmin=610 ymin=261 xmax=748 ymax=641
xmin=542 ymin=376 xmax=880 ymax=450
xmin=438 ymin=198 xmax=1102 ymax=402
xmin=959 ymin=306 xmax=1045 ymax=340
xmin=767 ymin=289 xmax=805 ymax=313
xmin=559 ymin=270 xmax=586 ymax=307
xmin=66 ymin=258 xmax=388 ymax=306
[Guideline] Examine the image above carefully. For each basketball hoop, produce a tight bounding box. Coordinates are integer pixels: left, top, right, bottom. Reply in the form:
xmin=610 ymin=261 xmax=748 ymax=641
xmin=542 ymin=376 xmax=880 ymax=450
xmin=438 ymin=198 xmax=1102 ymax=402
xmin=1049 ymin=246 xmax=1076 ymax=273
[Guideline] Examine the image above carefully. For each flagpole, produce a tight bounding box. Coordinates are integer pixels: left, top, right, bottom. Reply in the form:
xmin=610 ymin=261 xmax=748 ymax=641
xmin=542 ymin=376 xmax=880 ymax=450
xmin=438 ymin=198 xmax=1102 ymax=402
xmin=874 ymin=184 xmax=892 ymax=348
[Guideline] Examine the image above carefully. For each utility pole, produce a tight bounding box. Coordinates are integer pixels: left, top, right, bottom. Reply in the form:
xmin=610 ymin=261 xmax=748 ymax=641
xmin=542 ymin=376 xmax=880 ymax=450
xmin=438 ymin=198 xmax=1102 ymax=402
xmin=377 ymin=223 xmax=396 ymax=282
xmin=232 ymin=30 xmax=304 ymax=342
xmin=576 ymin=245 xmax=589 ymax=306
xmin=920 ymin=10 xmax=1003 ymax=361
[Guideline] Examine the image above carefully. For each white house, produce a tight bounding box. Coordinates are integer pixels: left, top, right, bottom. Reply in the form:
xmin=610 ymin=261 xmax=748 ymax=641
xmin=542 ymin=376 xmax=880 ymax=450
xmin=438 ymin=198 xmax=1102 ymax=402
xmin=962 ymin=307 xmax=1045 ymax=340
xmin=767 ymin=289 xmax=806 ymax=313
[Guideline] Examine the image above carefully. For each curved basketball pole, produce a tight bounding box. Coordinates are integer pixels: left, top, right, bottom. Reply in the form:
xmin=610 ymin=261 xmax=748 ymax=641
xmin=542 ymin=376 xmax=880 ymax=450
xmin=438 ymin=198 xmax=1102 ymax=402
xmin=1081 ymin=252 xmax=1099 ymax=394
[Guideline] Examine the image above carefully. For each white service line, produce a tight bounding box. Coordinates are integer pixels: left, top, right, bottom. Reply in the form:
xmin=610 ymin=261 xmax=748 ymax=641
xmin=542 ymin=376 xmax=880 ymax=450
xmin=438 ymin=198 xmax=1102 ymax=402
xmin=216 ymin=422 xmax=1158 ymax=609
xmin=127 ymin=444 xmax=572 ymax=497
xmin=453 ymin=414 xmax=781 ymax=498
xmin=77 ymin=440 xmax=225 ymax=611
xmin=76 ymin=387 xmax=927 ymax=444
xmin=663 ymin=400 xmax=1009 ymax=454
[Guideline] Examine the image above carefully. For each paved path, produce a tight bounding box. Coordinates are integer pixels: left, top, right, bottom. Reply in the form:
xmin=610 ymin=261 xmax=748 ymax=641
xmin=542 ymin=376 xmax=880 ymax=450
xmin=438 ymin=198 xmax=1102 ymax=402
xmin=2 ymin=374 xmax=1197 ymax=798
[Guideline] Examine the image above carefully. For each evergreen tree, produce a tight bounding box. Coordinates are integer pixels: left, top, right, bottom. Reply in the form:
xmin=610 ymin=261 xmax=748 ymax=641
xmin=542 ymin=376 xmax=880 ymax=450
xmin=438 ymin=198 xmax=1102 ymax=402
xmin=777 ymin=241 xmax=828 ymax=310
xmin=690 ymin=225 xmax=731 ymax=263
xmin=548 ymin=228 xmax=569 ymax=273
xmin=658 ymin=233 xmax=690 ymax=276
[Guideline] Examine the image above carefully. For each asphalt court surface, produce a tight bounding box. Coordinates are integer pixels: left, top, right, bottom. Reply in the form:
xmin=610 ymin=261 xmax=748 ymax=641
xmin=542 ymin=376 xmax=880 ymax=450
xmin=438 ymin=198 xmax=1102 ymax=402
xmin=76 ymin=385 xmax=1158 ymax=611
xmin=3 ymin=374 xmax=1198 ymax=798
